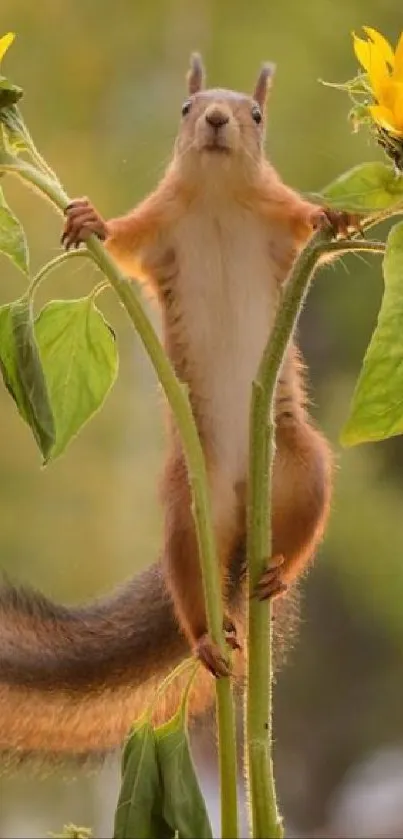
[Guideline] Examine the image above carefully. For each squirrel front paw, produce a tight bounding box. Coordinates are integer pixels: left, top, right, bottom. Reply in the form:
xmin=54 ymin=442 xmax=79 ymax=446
xmin=310 ymin=206 xmax=362 ymax=239
xmin=61 ymin=198 xmax=108 ymax=249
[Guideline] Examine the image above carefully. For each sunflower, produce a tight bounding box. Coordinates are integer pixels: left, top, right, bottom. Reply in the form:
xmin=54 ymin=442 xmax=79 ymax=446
xmin=350 ymin=28 xmax=403 ymax=169
xmin=353 ymin=27 xmax=403 ymax=137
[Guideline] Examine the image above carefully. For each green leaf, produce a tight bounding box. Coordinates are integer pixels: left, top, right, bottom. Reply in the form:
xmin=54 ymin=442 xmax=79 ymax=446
xmin=0 ymin=185 xmax=29 ymax=274
xmin=0 ymin=297 xmax=55 ymax=458
xmin=114 ymin=720 xmax=172 ymax=839
xmin=319 ymin=162 xmax=403 ymax=213
xmin=155 ymin=709 xmax=213 ymax=839
xmin=35 ymin=297 xmax=118 ymax=460
xmin=342 ymin=221 xmax=403 ymax=446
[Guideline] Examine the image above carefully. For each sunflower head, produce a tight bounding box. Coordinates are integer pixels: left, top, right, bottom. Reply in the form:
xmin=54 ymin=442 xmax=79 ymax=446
xmin=353 ymin=28 xmax=403 ymax=169
xmin=322 ymin=28 xmax=403 ymax=172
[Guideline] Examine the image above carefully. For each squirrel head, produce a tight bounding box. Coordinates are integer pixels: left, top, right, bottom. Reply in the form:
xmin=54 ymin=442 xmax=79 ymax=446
xmin=174 ymin=54 xmax=275 ymax=184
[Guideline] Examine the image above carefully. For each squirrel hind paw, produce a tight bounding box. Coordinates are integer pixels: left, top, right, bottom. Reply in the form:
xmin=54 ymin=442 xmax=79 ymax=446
xmin=61 ymin=198 xmax=107 ymax=250
xmin=254 ymin=554 xmax=288 ymax=601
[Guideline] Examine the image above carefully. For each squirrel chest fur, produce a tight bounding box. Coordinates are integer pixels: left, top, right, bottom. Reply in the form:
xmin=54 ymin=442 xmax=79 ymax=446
xmin=168 ymin=197 xmax=285 ymax=479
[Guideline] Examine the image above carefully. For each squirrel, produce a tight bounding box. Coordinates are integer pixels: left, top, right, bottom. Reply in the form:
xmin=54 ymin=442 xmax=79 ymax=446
xmin=0 ymin=55 xmax=353 ymax=762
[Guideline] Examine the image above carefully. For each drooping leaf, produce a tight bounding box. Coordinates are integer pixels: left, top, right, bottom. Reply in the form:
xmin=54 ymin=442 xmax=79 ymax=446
xmin=342 ymin=221 xmax=403 ymax=446
xmin=114 ymin=720 xmax=172 ymax=839
xmin=318 ymin=162 xmax=403 ymax=212
xmin=34 ymin=297 xmax=118 ymax=459
xmin=155 ymin=709 xmax=213 ymax=839
xmin=0 ymin=297 xmax=55 ymax=458
xmin=0 ymin=185 xmax=29 ymax=274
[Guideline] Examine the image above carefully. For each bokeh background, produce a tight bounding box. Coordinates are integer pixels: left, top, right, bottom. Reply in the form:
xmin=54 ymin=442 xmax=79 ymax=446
xmin=1 ymin=1 xmax=403 ymax=836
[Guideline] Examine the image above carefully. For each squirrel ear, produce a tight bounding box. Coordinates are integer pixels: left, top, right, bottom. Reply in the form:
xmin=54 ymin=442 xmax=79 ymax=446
xmin=253 ymin=62 xmax=276 ymax=109
xmin=187 ymin=52 xmax=205 ymax=95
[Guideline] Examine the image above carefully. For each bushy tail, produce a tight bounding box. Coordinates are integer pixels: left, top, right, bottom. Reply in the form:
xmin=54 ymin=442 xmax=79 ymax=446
xmin=0 ymin=543 xmax=298 ymax=766
xmin=0 ymin=562 xmax=215 ymax=763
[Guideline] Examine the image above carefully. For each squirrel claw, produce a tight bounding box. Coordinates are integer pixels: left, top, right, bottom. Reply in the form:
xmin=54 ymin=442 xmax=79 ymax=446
xmin=61 ymin=198 xmax=107 ymax=250
xmin=310 ymin=207 xmax=363 ymax=240
xmin=254 ymin=554 xmax=288 ymax=601
xmin=195 ymin=634 xmax=231 ymax=678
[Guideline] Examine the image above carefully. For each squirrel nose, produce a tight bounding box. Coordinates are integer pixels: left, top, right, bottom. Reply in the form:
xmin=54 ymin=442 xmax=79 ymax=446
xmin=205 ymin=108 xmax=230 ymax=129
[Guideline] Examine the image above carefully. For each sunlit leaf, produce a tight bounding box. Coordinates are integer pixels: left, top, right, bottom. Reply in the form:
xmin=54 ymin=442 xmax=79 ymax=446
xmin=155 ymin=709 xmax=213 ymax=839
xmin=342 ymin=221 xmax=403 ymax=445
xmin=34 ymin=297 xmax=118 ymax=460
xmin=0 ymin=297 xmax=55 ymax=459
xmin=114 ymin=720 xmax=172 ymax=839
xmin=319 ymin=162 xmax=403 ymax=212
xmin=0 ymin=185 xmax=29 ymax=274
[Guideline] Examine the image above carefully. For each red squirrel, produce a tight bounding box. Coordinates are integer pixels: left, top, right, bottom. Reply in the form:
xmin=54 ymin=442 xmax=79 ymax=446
xmin=0 ymin=56 xmax=350 ymax=760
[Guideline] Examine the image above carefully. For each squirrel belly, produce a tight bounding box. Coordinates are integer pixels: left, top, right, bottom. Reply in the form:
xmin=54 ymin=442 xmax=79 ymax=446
xmin=169 ymin=199 xmax=285 ymax=479
xmin=0 ymin=54 xmax=336 ymax=761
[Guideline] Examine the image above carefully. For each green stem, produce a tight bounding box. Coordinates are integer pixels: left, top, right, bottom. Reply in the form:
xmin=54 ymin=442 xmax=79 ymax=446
xmin=90 ymin=280 xmax=110 ymax=299
xmin=362 ymin=202 xmax=403 ymax=231
xmin=2 ymin=156 xmax=238 ymax=839
xmin=147 ymin=658 xmax=195 ymax=722
xmin=12 ymin=105 xmax=60 ymax=183
xmin=325 ymin=238 xmax=385 ymax=255
xmin=245 ymin=224 xmax=367 ymax=839
xmin=1 ymin=157 xmax=71 ymax=207
xmin=28 ymin=249 xmax=94 ymax=299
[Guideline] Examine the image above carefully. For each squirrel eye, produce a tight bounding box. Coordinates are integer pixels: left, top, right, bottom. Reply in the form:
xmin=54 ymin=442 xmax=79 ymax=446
xmin=181 ymin=100 xmax=192 ymax=117
xmin=251 ymin=105 xmax=262 ymax=124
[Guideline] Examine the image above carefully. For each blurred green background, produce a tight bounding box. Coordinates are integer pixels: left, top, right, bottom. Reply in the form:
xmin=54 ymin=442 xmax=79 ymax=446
xmin=1 ymin=1 xmax=403 ymax=836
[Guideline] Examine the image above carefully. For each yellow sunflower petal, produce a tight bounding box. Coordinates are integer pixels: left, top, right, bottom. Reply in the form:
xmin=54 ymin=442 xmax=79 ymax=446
xmin=352 ymin=32 xmax=389 ymax=99
xmin=363 ymin=27 xmax=395 ymax=67
xmin=0 ymin=32 xmax=15 ymax=63
xmin=377 ymin=78 xmax=401 ymax=109
xmin=393 ymin=32 xmax=403 ymax=81
xmin=352 ymin=33 xmax=372 ymax=72
xmin=367 ymin=51 xmax=391 ymax=102
xmin=369 ymin=104 xmax=403 ymax=137
xmin=392 ymin=84 xmax=403 ymax=131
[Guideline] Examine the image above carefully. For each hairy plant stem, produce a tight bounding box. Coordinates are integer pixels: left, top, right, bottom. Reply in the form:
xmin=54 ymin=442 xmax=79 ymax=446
xmin=2 ymin=156 xmax=239 ymax=839
xmin=325 ymin=238 xmax=385 ymax=255
xmin=245 ymin=224 xmax=384 ymax=838
xmin=28 ymin=249 xmax=93 ymax=299
xmin=362 ymin=201 xmax=403 ymax=231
